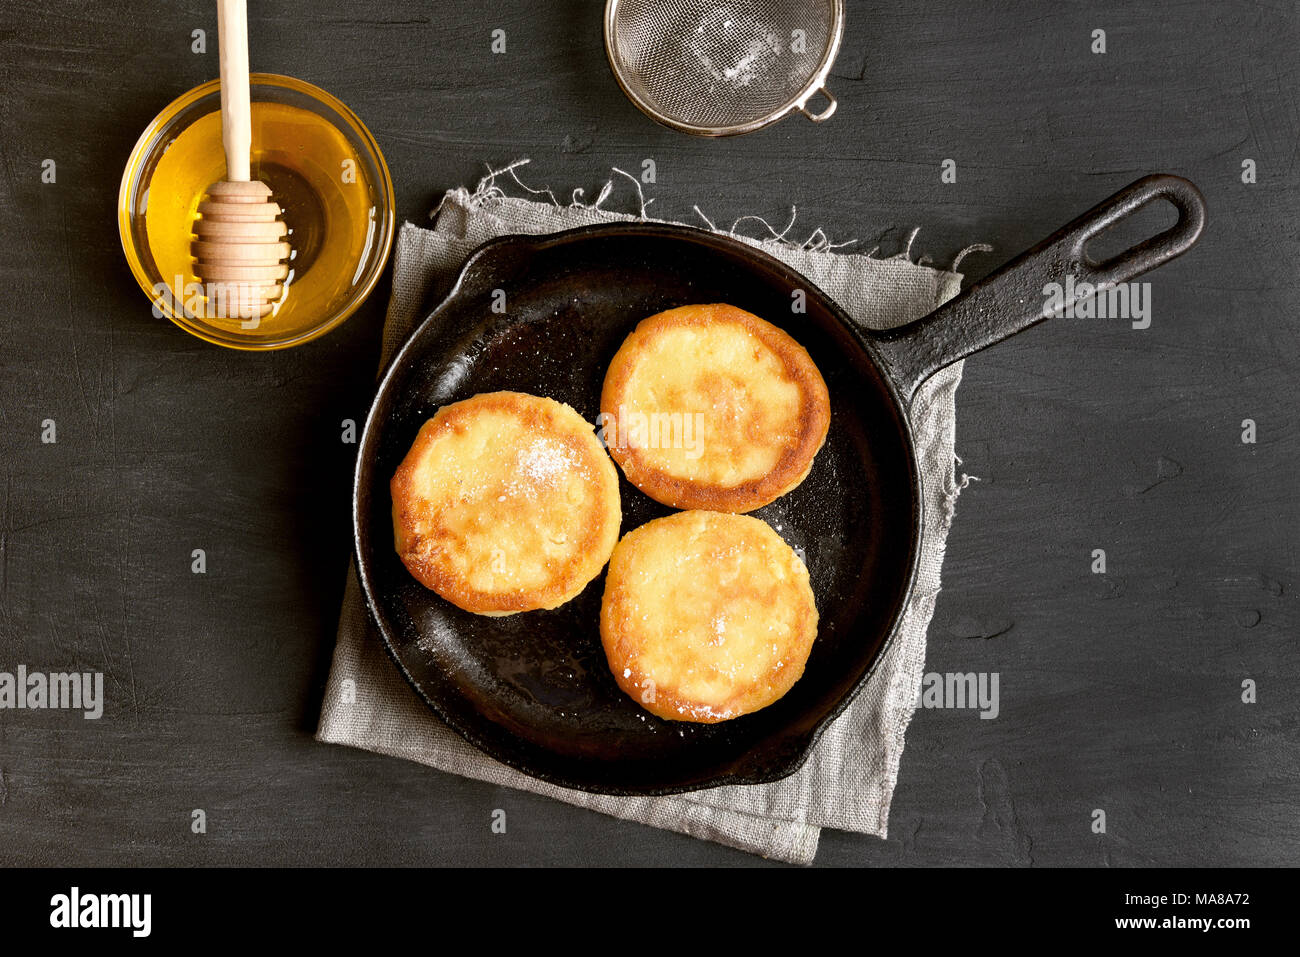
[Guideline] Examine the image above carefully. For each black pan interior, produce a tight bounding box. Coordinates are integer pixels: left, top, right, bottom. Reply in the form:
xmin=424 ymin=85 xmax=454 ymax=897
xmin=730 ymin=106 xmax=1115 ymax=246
xmin=354 ymin=224 xmax=922 ymax=794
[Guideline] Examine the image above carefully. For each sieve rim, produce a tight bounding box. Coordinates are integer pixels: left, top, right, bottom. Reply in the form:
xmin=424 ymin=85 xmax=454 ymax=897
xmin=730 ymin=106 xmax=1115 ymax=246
xmin=603 ymin=0 xmax=845 ymax=137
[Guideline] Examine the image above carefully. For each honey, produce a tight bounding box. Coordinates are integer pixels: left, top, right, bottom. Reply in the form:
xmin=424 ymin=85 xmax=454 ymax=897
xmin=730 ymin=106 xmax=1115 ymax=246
xmin=132 ymin=91 xmax=388 ymax=345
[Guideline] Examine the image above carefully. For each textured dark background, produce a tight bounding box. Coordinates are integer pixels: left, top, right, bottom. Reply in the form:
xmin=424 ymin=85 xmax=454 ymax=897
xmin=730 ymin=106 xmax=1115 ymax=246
xmin=0 ymin=0 xmax=1295 ymax=866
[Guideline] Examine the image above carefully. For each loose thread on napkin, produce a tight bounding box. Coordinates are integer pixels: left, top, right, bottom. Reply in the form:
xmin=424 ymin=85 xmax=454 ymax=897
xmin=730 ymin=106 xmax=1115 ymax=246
xmin=454 ymin=158 xmax=995 ymax=272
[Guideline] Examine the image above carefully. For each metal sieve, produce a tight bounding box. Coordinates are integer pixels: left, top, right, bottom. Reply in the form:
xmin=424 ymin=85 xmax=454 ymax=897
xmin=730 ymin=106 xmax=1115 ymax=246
xmin=604 ymin=0 xmax=844 ymax=136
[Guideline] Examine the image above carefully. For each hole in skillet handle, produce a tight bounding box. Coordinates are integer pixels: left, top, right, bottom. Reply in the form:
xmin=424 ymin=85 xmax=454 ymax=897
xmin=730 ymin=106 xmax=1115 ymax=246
xmin=1083 ymin=195 xmax=1179 ymax=266
xmin=1065 ymin=174 xmax=1208 ymax=292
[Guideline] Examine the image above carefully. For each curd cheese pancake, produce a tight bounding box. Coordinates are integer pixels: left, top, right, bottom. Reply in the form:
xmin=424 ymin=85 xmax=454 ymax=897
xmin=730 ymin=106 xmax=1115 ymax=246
xmin=391 ymin=391 xmax=621 ymax=615
xmin=599 ymin=303 xmax=830 ymax=513
xmin=600 ymin=510 xmax=818 ymax=723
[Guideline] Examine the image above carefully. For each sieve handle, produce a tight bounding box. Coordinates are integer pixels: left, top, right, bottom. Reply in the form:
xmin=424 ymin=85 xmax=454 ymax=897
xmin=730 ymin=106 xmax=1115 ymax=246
xmin=798 ymin=86 xmax=837 ymax=123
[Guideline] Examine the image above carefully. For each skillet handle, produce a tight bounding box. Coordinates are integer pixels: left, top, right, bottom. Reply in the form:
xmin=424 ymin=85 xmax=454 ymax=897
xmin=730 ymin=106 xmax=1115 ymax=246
xmin=871 ymin=174 xmax=1207 ymax=406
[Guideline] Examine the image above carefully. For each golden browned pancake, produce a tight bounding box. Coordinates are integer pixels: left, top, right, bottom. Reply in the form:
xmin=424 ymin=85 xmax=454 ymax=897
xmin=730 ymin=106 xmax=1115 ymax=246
xmin=391 ymin=391 xmax=621 ymax=615
xmin=599 ymin=303 xmax=830 ymax=513
xmin=600 ymin=510 xmax=818 ymax=723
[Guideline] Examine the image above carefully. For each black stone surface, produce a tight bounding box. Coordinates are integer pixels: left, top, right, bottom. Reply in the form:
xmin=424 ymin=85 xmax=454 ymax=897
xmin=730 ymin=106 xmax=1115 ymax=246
xmin=0 ymin=0 xmax=1295 ymax=866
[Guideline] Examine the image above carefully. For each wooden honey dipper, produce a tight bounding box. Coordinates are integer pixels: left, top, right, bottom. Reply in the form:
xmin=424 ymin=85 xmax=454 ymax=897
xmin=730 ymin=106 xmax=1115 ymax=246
xmin=191 ymin=0 xmax=289 ymax=323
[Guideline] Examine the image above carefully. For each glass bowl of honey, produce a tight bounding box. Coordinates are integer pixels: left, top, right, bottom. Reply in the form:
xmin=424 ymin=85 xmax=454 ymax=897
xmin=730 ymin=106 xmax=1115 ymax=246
xmin=118 ymin=74 xmax=395 ymax=350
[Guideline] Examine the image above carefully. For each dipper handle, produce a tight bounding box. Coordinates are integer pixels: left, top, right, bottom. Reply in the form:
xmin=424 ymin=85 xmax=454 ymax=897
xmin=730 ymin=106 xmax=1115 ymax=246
xmin=217 ymin=0 xmax=251 ymax=182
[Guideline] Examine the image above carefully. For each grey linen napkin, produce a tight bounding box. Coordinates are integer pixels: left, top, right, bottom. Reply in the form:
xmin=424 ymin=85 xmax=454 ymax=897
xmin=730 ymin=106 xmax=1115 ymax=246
xmin=316 ymin=165 xmax=978 ymax=865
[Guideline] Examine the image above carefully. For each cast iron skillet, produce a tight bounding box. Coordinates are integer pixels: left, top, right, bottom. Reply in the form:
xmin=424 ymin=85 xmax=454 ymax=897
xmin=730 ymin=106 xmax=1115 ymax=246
xmin=354 ymin=174 xmax=1205 ymax=794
